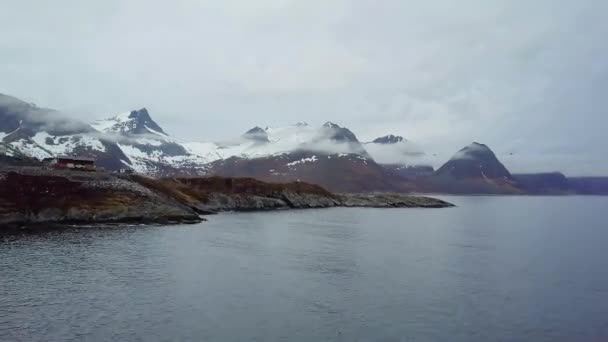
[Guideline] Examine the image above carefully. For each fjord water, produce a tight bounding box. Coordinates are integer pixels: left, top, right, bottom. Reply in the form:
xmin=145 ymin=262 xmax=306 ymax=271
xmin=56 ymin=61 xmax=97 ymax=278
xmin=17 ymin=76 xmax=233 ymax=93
xmin=1 ymin=197 xmax=608 ymax=341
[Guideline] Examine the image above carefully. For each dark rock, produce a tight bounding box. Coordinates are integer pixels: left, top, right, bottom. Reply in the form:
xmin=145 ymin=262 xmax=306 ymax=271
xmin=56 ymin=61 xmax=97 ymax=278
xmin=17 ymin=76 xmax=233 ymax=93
xmin=339 ymin=193 xmax=454 ymax=208
xmin=124 ymin=108 xmax=168 ymax=136
xmin=0 ymin=168 xmax=202 ymax=227
xmin=243 ymin=126 xmax=270 ymax=143
xmin=372 ymin=135 xmax=406 ymax=144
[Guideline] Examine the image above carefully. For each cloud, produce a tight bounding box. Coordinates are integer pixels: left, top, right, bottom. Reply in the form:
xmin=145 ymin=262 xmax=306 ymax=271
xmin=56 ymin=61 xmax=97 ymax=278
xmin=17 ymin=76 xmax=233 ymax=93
xmin=1 ymin=0 xmax=607 ymax=175
xmin=0 ymin=94 xmax=92 ymax=135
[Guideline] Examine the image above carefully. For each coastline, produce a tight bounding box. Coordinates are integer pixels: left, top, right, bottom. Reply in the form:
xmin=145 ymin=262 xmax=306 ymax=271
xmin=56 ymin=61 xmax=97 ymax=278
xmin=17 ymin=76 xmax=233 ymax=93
xmin=0 ymin=168 xmax=454 ymax=229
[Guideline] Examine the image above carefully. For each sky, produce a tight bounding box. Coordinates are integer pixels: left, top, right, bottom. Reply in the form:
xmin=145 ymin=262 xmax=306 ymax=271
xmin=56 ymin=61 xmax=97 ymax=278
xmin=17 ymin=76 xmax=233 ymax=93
xmin=1 ymin=0 xmax=607 ymax=175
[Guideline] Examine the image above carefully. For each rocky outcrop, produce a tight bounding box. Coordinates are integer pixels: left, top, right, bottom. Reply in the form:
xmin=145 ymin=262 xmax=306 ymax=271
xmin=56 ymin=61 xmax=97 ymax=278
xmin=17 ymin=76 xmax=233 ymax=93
xmin=372 ymin=135 xmax=406 ymax=144
xmin=339 ymin=193 xmax=454 ymax=208
xmin=195 ymin=192 xmax=342 ymax=212
xmin=132 ymin=176 xmax=344 ymax=213
xmin=0 ymin=168 xmax=203 ymax=228
xmin=0 ymin=167 xmax=454 ymax=229
xmin=130 ymin=176 xmax=453 ymax=213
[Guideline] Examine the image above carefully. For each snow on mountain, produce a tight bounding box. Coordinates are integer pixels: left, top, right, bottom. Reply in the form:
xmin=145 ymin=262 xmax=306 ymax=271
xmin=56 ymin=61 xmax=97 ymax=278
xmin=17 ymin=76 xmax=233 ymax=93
xmin=2 ymin=93 xmax=405 ymax=181
xmin=0 ymin=94 xmax=128 ymax=169
xmin=201 ymin=122 xmax=370 ymax=162
xmin=92 ymin=108 xmax=216 ymax=175
xmin=92 ymin=108 xmax=168 ymax=136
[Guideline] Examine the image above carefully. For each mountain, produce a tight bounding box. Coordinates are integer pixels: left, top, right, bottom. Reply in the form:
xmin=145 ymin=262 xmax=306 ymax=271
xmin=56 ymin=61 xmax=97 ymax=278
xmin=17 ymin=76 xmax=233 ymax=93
xmin=2 ymin=93 xmax=606 ymax=195
xmin=363 ymin=134 xmax=433 ymax=182
xmin=205 ymin=124 xmax=407 ymax=192
xmin=435 ymin=142 xmax=513 ymax=180
xmin=207 ymin=151 xmax=407 ymax=193
xmin=381 ymin=164 xmax=435 ymax=180
xmin=363 ymin=134 xmax=428 ymax=166
xmin=567 ymin=177 xmax=608 ymax=195
xmin=92 ymin=109 xmax=214 ymax=175
xmin=0 ymin=94 xmax=393 ymax=186
xmin=0 ymin=142 xmax=40 ymax=166
xmin=92 ymin=108 xmax=168 ymax=136
xmin=423 ymin=143 xmax=522 ymax=194
xmin=243 ymin=126 xmax=270 ymax=143
xmin=0 ymin=93 xmax=128 ymax=170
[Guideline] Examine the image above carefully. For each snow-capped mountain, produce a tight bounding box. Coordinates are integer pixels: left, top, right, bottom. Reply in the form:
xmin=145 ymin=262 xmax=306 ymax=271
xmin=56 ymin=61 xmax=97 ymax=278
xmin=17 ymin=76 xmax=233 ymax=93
xmin=91 ymin=108 xmax=216 ymax=175
xmin=201 ymin=123 xmax=421 ymax=192
xmin=92 ymin=108 xmax=168 ymax=136
xmin=148 ymin=121 xmax=372 ymax=165
xmin=0 ymin=93 xmax=420 ymax=191
xmin=1 ymin=93 xmax=391 ymax=183
xmin=0 ymin=93 xmax=128 ymax=170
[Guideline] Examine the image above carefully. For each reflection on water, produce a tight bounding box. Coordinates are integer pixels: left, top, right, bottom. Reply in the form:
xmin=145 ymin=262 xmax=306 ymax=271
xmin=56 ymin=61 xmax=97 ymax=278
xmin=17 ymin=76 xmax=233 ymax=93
xmin=1 ymin=196 xmax=608 ymax=341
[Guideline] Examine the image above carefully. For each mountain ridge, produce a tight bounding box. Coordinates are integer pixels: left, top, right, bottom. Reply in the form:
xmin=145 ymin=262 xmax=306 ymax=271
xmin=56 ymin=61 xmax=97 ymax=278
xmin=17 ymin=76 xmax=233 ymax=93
xmin=1 ymin=93 xmax=606 ymax=194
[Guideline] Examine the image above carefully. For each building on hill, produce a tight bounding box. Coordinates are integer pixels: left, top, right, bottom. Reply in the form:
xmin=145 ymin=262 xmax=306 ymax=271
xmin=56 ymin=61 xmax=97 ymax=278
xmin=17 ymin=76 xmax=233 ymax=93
xmin=44 ymin=156 xmax=96 ymax=171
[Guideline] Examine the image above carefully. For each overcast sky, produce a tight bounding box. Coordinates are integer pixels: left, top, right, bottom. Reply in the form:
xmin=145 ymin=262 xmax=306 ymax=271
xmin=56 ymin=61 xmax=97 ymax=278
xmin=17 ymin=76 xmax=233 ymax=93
xmin=1 ymin=0 xmax=607 ymax=175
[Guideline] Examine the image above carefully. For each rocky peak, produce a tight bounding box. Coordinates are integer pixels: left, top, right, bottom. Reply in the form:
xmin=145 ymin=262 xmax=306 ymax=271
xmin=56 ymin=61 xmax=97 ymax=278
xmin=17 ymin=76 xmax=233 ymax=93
xmin=245 ymin=126 xmax=265 ymax=134
xmin=126 ymin=108 xmax=167 ymax=135
xmin=243 ymin=126 xmax=269 ymax=143
xmin=372 ymin=135 xmax=406 ymax=144
xmin=320 ymin=122 xmax=360 ymax=143
xmin=451 ymin=142 xmax=494 ymax=160
xmin=93 ymin=108 xmax=167 ymax=136
xmin=435 ymin=142 xmax=513 ymax=180
xmin=323 ymin=122 xmax=340 ymax=129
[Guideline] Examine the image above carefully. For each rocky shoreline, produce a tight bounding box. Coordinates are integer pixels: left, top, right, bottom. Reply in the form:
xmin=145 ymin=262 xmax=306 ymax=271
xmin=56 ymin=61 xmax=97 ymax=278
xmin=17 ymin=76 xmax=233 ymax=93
xmin=0 ymin=167 xmax=453 ymax=229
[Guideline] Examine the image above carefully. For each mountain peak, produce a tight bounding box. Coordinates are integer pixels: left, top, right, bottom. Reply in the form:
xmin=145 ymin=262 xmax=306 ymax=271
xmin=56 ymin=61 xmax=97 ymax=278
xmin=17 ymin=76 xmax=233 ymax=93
xmin=128 ymin=107 xmax=151 ymax=120
xmin=245 ymin=126 xmax=265 ymax=134
xmin=451 ymin=142 xmax=494 ymax=160
xmin=94 ymin=108 xmax=167 ymax=136
xmin=372 ymin=135 xmax=406 ymax=144
xmin=436 ymin=142 xmax=513 ymax=180
xmin=321 ymin=122 xmax=361 ymax=144
xmin=243 ymin=126 xmax=269 ymax=143
xmin=323 ymin=122 xmax=340 ymax=129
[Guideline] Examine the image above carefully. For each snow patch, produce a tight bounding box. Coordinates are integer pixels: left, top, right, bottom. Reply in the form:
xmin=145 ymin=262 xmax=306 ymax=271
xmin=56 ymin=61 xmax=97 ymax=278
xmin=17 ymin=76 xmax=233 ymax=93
xmin=144 ymin=125 xmax=168 ymax=137
xmin=287 ymin=155 xmax=318 ymax=167
xmin=10 ymin=139 xmax=52 ymax=159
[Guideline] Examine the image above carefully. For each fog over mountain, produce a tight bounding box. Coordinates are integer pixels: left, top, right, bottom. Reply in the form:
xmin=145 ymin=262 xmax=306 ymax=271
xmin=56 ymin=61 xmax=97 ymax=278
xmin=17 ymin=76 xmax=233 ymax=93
xmin=1 ymin=0 xmax=607 ymax=175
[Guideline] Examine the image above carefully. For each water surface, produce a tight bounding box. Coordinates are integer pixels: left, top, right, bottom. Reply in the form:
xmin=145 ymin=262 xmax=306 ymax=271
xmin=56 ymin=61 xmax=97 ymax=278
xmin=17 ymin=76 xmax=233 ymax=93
xmin=1 ymin=196 xmax=608 ymax=341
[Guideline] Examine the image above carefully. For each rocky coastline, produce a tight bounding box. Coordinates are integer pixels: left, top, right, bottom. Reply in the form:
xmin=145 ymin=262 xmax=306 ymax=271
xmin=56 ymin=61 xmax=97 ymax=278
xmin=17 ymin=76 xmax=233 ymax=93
xmin=0 ymin=167 xmax=453 ymax=229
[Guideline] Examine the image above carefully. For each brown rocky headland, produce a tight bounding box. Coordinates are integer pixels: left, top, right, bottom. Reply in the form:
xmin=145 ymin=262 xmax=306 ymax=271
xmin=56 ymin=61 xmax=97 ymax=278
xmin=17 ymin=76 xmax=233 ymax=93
xmin=0 ymin=167 xmax=454 ymax=229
